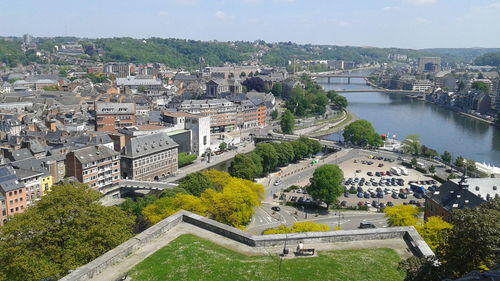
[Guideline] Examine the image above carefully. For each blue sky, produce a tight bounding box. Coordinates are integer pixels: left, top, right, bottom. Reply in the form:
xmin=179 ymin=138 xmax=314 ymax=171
xmin=1 ymin=0 xmax=500 ymax=48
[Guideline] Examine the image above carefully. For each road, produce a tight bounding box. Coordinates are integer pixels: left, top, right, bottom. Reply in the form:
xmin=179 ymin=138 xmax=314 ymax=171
xmin=247 ymin=203 xmax=387 ymax=234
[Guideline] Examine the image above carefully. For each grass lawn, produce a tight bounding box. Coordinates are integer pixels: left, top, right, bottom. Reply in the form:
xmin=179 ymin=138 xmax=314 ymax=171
xmin=129 ymin=234 xmax=405 ymax=281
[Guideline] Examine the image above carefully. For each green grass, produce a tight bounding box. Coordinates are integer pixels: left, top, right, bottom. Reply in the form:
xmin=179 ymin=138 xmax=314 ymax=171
xmin=129 ymin=234 xmax=405 ymax=281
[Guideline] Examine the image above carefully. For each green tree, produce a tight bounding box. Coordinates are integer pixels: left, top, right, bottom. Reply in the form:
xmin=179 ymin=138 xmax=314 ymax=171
xmin=240 ymin=71 xmax=246 ymax=77
xmin=0 ymin=182 xmax=134 ymax=281
xmin=342 ymin=120 xmax=383 ymax=147
xmin=271 ymin=82 xmax=283 ymax=97
xmin=466 ymin=159 xmax=477 ymax=172
xmin=403 ymin=134 xmax=422 ymax=155
xmin=416 ymin=216 xmax=453 ymax=251
xmin=331 ymin=95 xmax=348 ymax=109
xmin=437 ymin=198 xmax=499 ymax=279
xmin=411 ymin=157 xmax=418 ymax=167
xmin=308 ymin=164 xmax=344 ymax=209
xmin=219 ymin=142 xmax=227 ymax=151
xmin=280 ymin=109 xmax=295 ymax=134
xmin=454 ymin=156 xmax=465 ymax=168
xmin=255 ymin=143 xmax=279 ymax=174
xmin=249 ymin=152 xmax=264 ymax=176
xmin=291 ymin=139 xmax=309 ymax=161
xmin=160 ymin=187 xmax=189 ymax=198
xmin=228 ymin=154 xmax=261 ymax=180
xmin=270 ymin=109 xmax=278 ymax=120
xmin=441 ymin=151 xmax=452 ymax=164
xmin=178 ymin=172 xmax=214 ymax=196
xmin=42 ymin=85 xmax=60 ymax=91
xmin=428 ymin=165 xmax=436 ymax=174
xmin=471 ymin=81 xmax=489 ymax=93
xmin=178 ymin=152 xmax=197 ymax=167
xmin=137 ymin=85 xmax=146 ymax=93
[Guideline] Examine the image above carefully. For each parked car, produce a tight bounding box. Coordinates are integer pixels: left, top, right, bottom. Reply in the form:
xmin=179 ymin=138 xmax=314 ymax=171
xmin=357 ymin=201 xmax=365 ymax=206
xmin=344 ymin=192 xmax=350 ymax=198
xmin=364 ymin=192 xmax=371 ymax=198
xmin=399 ymin=193 xmax=408 ymax=199
xmin=379 ymin=202 xmax=386 ymax=208
xmin=378 ymin=163 xmax=384 ymax=167
xmin=367 ymin=172 xmax=373 ymax=176
xmin=340 ymin=201 xmax=348 ymax=207
xmin=290 ymin=196 xmax=298 ymax=202
xmin=392 ymin=193 xmax=399 ymax=199
xmin=414 ymin=193 xmax=423 ymax=199
xmin=387 ymin=201 xmax=394 ymax=207
xmin=271 ymin=206 xmax=281 ymax=212
xmin=298 ymin=197 xmax=304 ymax=203
xmin=357 ymin=192 xmax=364 ymax=198
xmin=409 ymin=200 xmax=417 ymax=205
xmin=359 ymin=222 xmax=376 ymax=229
xmin=377 ymin=192 xmax=384 ymax=198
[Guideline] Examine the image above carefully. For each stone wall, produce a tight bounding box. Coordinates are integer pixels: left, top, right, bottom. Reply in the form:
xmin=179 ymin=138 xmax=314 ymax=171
xmin=60 ymin=211 xmax=434 ymax=281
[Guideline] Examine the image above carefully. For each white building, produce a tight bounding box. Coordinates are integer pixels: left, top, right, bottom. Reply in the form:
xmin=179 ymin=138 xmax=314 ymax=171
xmin=412 ymin=79 xmax=434 ymax=92
xmin=161 ymin=112 xmax=211 ymax=156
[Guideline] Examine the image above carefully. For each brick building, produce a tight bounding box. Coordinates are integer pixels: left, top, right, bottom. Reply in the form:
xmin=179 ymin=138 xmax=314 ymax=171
xmin=66 ymin=145 xmax=121 ymax=190
xmin=120 ymin=133 xmax=179 ymax=181
xmin=95 ymin=102 xmax=136 ymax=132
xmin=0 ymin=165 xmax=27 ymax=225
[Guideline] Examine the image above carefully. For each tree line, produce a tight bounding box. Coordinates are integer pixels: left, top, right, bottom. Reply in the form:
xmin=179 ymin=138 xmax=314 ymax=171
xmin=228 ymin=137 xmax=322 ymax=181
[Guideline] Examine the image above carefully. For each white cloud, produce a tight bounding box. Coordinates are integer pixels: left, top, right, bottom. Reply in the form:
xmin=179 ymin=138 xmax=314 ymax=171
xmin=490 ymin=2 xmax=500 ymax=8
xmin=383 ymin=6 xmax=400 ymax=11
xmin=403 ymin=0 xmax=437 ymax=6
xmin=215 ymin=10 xmax=227 ymax=20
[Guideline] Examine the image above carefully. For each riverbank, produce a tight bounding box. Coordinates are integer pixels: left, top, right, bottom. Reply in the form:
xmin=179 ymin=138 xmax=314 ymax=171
xmin=310 ymin=110 xmax=358 ymax=137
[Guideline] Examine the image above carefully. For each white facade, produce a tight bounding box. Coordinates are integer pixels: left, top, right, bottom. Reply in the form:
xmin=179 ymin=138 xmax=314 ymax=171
xmin=412 ymin=80 xmax=434 ymax=92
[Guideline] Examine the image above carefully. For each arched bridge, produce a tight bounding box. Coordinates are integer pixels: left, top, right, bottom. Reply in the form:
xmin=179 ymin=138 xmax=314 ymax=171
xmin=310 ymin=73 xmax=369 ymax=84
xmin=99 ymin=180 xmax=178 ymax=202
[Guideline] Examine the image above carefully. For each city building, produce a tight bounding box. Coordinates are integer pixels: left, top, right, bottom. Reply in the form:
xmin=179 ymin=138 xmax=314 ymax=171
xmin=116 ymin=76 xmax=163 ymax=94
xmin=412 ymin=79 xmax=434 ymax=92
xmin=120 ymin=133 xmax=179 ymax=181
xmin=179 ymin=99 xmax=237 ymax=133
xmin=0 ymin=165 xmax=27 ymax=226
xmin=65 ymin=145 xmax=121 ymax=190
xmin=161 ymin=112 xmax=211 ymax=156
xmin=15 ymin=168 xmax=44 ymax=207
xmin=202 ymin=66 xmax=259 ymax=79
xmin=205 ymin=79 xmax=242 ymax=97
xmin=418 ymin=57 xmax=441 ymax=73
xmin=95 ymin=102 xmax=136 ymax=132
xmin=425 ymin=177 xmax=499 ymax=220
xmin=104 ymin=63 xmax=132 ymax=78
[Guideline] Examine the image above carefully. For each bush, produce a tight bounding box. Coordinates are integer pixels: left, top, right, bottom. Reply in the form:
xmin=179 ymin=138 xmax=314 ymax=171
xmin=178 ymin=152 xmax=197 ymax=167
xmin=415 ymin=166 xmax=428 ymax=174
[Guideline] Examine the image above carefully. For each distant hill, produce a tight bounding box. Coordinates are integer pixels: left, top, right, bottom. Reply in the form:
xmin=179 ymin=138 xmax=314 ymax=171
xmin=1 ymin=36 xmax=498 ymax=68
xmin=473 ymin=52 xmax=500 ymax=66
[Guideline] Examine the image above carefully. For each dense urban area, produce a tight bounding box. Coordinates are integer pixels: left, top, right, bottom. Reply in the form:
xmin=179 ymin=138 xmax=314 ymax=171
xmin=0 ymin=35 xmax=499 ymax=281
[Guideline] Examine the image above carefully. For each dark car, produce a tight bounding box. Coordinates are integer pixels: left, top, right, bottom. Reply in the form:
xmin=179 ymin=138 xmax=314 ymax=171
xmin=357 ymin=201 xmax=365 ymax=206
xmin=359 ymin=222 xmax=376 ymax=229
xmin=340 ymin=201 xmax=348 ymax=207
xmin=378 ymin=163 xmax=384 ymax=167
xmin=357 ymin=186 xmax=364 ymax=192
xmin=271 ymin=206 xmax=281 ymax=212
xmin=344 ymin=192 xmax=350 ymax=198
xmin=367 ymin=172 xmax=373 ymax=176
xmin=409 ymin=200 xmax=417 ymax=205
xmin=364 ymin=192 xmax=371 ymax=199
xmin=298 ymin=197 xmax=304 ymax=203
xmin=414 ymin=193 xmax=423 ymax=199
xmin=376 ymin=187 xmax=383 ymax=193
xmin=386 ymin=171 xmax=392 ymax=176
xmin=371 ymin=193 xmax=377 ymax=198
xmin=387 ymin=201 xmax=394 ymax=207
xmin=392 ymin=193 xmax=398 ymax=199
xmin=375 ymin=171 xmax=381 ymax=177
xmin=398 ymin=181 xmax=404 ymax=186
xmin=399 ymin=193 xmax=408 ymax=199
xmin=290 ymin=196 xmax=298 ymax=202
xmin=357 ymin=192 xmax=364 ymax=198
xmin=379 ymin=202 xmax=386 ymax=208
xmin=372 ymin=201 xmax=380 ymax=208
xmin=377 ymin=192 xmax=384 ymax=198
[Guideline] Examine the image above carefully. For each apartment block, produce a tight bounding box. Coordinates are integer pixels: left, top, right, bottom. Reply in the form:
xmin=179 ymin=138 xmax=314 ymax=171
xmin=66 ymin=145 xmax=121 ymax=190
xmin=95 ymin=102 xmax=136 ymax=132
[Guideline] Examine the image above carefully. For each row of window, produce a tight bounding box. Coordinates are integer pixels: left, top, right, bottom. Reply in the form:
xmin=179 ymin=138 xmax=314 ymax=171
xmin=134 ymin=160 xmax=176 ymax=176
xmin=132 ymin=151 xmax=176 ymax=168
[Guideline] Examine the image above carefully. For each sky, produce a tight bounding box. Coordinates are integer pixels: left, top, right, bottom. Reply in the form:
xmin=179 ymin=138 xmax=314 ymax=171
xmin=1 ymin=0 xmax=500 ymax=49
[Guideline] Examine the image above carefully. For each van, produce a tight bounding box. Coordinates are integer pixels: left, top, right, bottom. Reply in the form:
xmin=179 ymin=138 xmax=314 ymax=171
xmin=416 ymin=162 xmax=425 ymax=168
xmin=390 ymin=167 xmax=401 ymax=176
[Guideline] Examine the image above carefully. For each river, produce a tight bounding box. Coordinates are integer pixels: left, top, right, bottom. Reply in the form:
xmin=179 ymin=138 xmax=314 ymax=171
xmin=317 ymin=74 xmax=500 ymax=167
